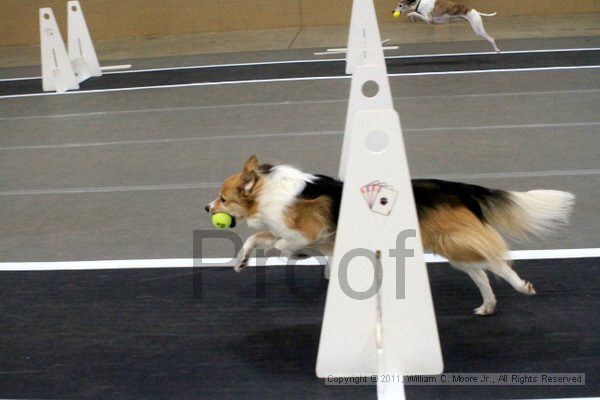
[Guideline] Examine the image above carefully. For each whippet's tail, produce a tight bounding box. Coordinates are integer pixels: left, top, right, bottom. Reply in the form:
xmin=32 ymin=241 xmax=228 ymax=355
xmin=476 ymin=11 xmax=497 ymax=17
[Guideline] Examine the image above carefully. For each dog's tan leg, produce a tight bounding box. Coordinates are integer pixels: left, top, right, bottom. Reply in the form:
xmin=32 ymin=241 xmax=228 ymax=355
xmin=235 ymin=231 xmax=277 ymax=272
xmin=274 ymin=237 xmax=311 ymax=257
xmin=420 ymin=205 xmax=507 ymax=314
xmin=452 ymin=263 xmax=497 ymax=316
xmin=488 ymin=260 xmax=537 ymax=295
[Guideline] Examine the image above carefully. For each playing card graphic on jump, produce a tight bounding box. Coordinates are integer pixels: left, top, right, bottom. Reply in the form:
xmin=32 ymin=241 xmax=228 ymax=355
xmin=360 ymin=181 xmax=398 ymax=216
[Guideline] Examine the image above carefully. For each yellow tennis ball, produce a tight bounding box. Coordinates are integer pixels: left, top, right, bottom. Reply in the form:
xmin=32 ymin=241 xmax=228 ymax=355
xmin=212 ymin=212 xmax=232 ymax=229
xmin=393 ymin=10 xmax=401 ymax=18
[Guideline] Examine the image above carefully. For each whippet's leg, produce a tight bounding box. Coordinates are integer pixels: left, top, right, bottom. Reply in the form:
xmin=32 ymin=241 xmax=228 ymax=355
xmin=466 ymin=10 xmax=500 ymax=52
xmin=408 ymin=11 xmax=431 ymax=23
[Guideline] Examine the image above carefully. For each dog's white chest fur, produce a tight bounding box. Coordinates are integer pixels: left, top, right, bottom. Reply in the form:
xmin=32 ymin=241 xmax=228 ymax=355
xmin=246 ymin=166 xmax=314 ymax=241
xmin=416 ymin=0 xmax=435 ymax=16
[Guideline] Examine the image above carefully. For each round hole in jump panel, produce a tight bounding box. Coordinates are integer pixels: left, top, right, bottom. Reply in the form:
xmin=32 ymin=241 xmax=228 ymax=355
xmin=71 ymin=5 xmax=78 ymax=11
xmin=44 ymin=13 xmax=51 ymax=20
xmin=361 ymin=80 xmax=379 ymax=98
xmin=365 ymin=130 xmax=389 ymax=154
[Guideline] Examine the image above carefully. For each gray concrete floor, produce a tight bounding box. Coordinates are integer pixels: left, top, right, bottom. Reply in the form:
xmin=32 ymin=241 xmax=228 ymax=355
xmin=0 ymin=37 xmax=599 ymax=262
xmin=2 ymin=35 xmax=600 ymax=80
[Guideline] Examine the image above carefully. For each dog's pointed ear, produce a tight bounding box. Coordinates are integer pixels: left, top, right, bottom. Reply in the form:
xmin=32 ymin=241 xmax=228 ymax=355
xmin=240 ymin=171 xmax=256 ymax=196
xmin=239 ymin=155 xmax=259 ymax=196
xmin=243 ymin=155 xmax=259 ymax=174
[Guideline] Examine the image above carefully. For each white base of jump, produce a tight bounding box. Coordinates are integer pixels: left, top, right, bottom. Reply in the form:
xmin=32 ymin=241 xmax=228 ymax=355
xmin=100 ymin=65 xmax=133 ymax=71
xmin=314 ymin=39 xmax=399 ymax=56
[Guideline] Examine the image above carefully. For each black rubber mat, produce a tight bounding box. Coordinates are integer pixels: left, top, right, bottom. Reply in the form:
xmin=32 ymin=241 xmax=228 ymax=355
xmin=1 ymin=49 xmax=598 ymax=97
xmin=0 ymin=258 xmax=598 ymax=399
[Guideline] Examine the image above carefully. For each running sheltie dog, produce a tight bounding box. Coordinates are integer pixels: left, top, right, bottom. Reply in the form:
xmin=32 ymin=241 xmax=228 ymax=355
xmin=206 ymin=156 xmax=574 ymax=315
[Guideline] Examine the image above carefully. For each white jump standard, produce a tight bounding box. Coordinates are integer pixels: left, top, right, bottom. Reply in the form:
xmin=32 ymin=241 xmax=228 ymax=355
xmin=317 ymin=0 xmax=443 ymax=398
xmin=39 ymin=8 xmax=79 ymax=93
xmin=67 ymin=1 xmax=102 ymax=83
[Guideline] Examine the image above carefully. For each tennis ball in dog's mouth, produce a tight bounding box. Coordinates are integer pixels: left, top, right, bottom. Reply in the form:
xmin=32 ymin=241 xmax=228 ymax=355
xmin=393 ymin=10 xmax=401 ymax=17
xmin=212 ymin=212 xmax=233 ymax=229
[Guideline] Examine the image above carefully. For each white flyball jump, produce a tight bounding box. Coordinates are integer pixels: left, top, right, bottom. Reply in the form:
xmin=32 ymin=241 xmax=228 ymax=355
xmin=40 ymin=8 xmax=79 ymax=93
xmin=316 ymin=0 xmax=443 ymax=399
xmin=67 ymin=0 xmax=102 ymax=83
xmin=40 ymin=1 xmax=131 ymax=93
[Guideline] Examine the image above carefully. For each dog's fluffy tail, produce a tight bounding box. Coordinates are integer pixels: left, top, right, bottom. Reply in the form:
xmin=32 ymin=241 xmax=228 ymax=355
xmin=482 ymin=190 xmax=575 ymax=241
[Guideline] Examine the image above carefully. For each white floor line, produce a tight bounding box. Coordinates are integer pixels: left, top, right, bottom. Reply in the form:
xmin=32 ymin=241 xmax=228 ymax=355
xmin=2 ymin=168 xmax=598 ymax=196
xmin=1 ymin=248 xmax=598 ymax=271
xmin=100 ymin=64 xmax=132 ymax=71
xmin=2 ymin=120 xmax=598 ymax=151
xmin=1 ymin=47 xmax=598 ymax=82
xmin=524 ymin=398 xmax=600 ymax=400
xmin=2 ymin=89 xmax=599 ymax=122
xmin=0 ymin=100 xmax=343 ymax=122
xmin=384 ymin=47 xmax=600 ymax=60
xmin=0 ymin=130 xmax=343 ymax=151
xmin=0 ymin=75 xmax=349 ymax=99
xmin=100 ymin=47 xmax=600 ymax=72
xmin=430 ymin=168 xmax=600 ymax=180
xmin=409 ymin=121 xmax=600 ymax=132
xmin=1 ymin=65 xmax=599 ymax=100
xmin=388 ymin=65 xmax=600 ymax=78
xmin=0 ymin=75 xmax=41 ymax=82
xmin=0 ymin=182 xmax=221 ymax=196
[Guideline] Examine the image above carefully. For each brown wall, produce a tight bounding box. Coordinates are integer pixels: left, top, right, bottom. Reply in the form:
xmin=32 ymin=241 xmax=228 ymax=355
xmin=2 ymin=0 xmax=600 ymax=47
xmin=302 ymin=0 xmax=600 ymax=26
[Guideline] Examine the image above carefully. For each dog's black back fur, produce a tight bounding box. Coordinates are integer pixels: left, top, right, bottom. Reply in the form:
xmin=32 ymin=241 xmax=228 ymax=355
xmin=412 ymin=179 xmax=509 ymax=222
xmin=300 ymin=175 xmax=344 ymax=225
xmin=300 ymin=176 xmax=510 ymax=225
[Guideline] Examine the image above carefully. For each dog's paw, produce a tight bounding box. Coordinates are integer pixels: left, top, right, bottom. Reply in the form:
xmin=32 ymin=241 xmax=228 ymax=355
xmin=407 ymin=12 xmax=418 ymax=21
xmin=521 ymin=281 xmax=537 ymax=295
xmin=474 ymin=302 xmax=496 ymax=316
xmin=234 ymin=258 xmax=249 ymax=273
